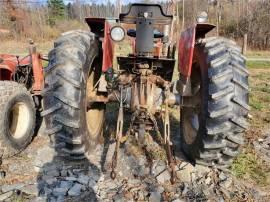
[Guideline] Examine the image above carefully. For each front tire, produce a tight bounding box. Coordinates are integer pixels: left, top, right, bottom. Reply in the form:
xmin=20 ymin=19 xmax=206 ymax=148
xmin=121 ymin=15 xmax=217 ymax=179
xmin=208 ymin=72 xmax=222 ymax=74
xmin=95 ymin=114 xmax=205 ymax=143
xmin=180 ymin=37 xmax=249 ymax=168
xmin=42 ymin=30 xmax=105 ymax=159
xmin=0 ymin=81 xmax=36 ymax=158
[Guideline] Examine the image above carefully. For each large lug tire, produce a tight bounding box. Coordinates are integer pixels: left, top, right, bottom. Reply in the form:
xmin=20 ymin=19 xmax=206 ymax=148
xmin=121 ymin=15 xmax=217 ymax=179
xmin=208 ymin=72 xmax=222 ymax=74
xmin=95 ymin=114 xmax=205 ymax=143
xmin=180 ymin=37 xmax=249 ymax=168
xmin=0 ymin=81 xmax=36 ymax=158
xmin=42 ymin=30 xmax=105 ymax=160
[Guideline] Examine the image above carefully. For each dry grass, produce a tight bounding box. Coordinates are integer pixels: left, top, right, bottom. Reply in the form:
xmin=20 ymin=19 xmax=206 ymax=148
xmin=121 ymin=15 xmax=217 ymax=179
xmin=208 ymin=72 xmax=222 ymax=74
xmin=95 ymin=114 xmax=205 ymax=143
xmin=246 ymin=50 xmax=270 ymax=58
xmin=0 ymin=40 xmax=53 ymax=55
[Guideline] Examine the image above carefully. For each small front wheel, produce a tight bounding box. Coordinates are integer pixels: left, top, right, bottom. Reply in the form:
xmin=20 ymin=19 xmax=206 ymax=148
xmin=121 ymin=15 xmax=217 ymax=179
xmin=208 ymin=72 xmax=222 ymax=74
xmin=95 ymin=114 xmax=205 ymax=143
xmin=0 ymin=81 xmax=36 ymax=158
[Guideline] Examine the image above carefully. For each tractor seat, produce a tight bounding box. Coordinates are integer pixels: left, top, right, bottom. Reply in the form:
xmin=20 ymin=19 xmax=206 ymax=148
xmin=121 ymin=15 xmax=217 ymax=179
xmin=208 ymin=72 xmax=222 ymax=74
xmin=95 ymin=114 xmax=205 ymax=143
xmin=127 ymin=29 xmax=164 ymax=38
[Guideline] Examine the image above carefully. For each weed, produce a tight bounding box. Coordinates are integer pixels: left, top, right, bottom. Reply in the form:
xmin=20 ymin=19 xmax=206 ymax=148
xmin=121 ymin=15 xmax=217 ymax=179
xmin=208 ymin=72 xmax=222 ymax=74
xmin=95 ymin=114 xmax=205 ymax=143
xmin=232 ymin=150 xmax=270 ymax=185
xmin=247 ymin=61 xmax=270 ymax=69
xmin=250 ymin=99 xmax=263 ymax=110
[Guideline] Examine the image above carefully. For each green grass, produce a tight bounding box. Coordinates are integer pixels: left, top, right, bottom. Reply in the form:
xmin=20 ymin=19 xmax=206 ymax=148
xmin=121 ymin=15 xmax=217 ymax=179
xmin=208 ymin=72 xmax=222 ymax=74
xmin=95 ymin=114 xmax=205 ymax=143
xmin=249 ymin=73 xmax=270 ymax=126
xmin=232 ymin=67 xmax=270 ymax=187
xmin=232 ymin=151 xmax=270 ymax=185
xmin=250 ymin=100 xmax=263 ymax=110
xmin=42 ymin=60 xmax=48 ymax=68
xmin=249 ymin=71 xmax=270 ymax=112
xmin=247 ymin=61 xmax=270 ymax=69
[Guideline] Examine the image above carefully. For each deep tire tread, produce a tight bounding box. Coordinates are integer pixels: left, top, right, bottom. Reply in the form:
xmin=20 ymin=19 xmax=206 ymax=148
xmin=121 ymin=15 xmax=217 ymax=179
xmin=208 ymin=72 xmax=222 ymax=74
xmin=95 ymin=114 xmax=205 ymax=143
xmin=43 ymin=30 xmax=103 ymax=159
xmin=202 ymin=37 xmax=248 ymax=166
xmin=181 ymin=37 xmax=249 ymax=168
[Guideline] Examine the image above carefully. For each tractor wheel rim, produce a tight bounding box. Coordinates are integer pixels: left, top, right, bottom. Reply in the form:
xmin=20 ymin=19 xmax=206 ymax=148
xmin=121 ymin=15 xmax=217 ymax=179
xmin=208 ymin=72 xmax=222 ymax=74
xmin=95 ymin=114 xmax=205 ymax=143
xmin=86 ymin=70 xmax=103 ymax=138
xmin=182 ymin=60 xmax=202 ymax=145
xmin=9 ymin=102 xmax=30 ymax=139
xmin=86 ymin=108 xmax=103 ymax=135
xmin=183 ymin=107 xmax=200 ymax=145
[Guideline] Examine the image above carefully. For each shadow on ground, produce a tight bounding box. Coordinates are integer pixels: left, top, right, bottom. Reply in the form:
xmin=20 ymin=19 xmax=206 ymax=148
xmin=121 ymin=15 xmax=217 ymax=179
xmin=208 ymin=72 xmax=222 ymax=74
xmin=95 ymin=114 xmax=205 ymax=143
xmin=1 ymin=104 xmax=268 ymax=201
xmin=35 ymin=103 xmax=188 ymax=201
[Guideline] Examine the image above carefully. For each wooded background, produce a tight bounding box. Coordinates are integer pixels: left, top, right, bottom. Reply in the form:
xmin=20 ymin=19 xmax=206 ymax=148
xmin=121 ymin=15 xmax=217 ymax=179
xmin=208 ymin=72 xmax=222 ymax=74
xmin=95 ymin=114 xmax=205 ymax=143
xmin=0 ymin=0 xmax=269 ymax=50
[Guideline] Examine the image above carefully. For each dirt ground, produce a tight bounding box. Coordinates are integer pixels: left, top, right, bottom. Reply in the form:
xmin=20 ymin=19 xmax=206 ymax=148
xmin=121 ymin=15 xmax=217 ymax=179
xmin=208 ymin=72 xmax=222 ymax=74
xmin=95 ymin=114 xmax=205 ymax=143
xmin=0 ymin=41 xmax=269 ymax=201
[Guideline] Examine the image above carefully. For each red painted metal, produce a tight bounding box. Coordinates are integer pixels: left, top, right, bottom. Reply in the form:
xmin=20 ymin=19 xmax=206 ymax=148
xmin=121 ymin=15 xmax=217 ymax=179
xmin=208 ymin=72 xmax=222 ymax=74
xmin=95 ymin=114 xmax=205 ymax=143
xmin=31 ymin=53 xmax=44 ymax=93
xmin=178 ymin=23 xmax=216 ymax=80
xmin=0 ymin=54 xmax=31 ymax=80
xmin=0 ymin=52 xmax=44 ymax=93
xmin=178 ymin=26 xmax=196 ymax=79
xmin=102 ymin=21 xmax=114 ymax=72
xmin=85 ymin=18 xmax=114 ymax=72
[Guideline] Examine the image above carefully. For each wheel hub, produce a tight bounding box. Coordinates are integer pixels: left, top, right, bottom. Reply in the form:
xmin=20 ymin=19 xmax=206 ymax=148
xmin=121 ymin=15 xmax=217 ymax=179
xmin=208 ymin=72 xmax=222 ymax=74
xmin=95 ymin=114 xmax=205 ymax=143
xmin=85 ymin=69 xmax=104 ymax=139
xmin=9 ymin=102 xmax=30 ymax=139
xmin=183 ymin=105 xmax=200 ymax=145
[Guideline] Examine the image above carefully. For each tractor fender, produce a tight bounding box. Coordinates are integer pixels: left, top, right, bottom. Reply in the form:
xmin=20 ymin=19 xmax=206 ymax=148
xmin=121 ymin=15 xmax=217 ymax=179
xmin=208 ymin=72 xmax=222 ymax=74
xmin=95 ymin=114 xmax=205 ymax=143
xmin=85 ymin=18 xmax=114 ymax=73
xmin=178 ymin=23 xmax=215 ymax=95
xmin=0 ymin=54 xmax=31 ymax=80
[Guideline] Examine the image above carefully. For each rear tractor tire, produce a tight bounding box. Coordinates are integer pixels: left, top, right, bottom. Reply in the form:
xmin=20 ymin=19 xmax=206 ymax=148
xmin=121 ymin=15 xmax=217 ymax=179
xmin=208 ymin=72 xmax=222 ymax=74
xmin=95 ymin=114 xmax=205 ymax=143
xmin=180 ymin=37 xmax=249 ymax=168
xmin=0 ymin=81 xmax=36 ymax=158
xmin=42 ymin=30 xmax=105 ymax=160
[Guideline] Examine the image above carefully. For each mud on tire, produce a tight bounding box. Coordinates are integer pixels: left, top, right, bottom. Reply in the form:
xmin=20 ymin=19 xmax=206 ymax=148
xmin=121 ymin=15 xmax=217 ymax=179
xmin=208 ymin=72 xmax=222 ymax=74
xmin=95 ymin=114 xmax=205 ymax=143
xmin=42 ymin=30 xmax=105 ymax=160
xmin=180 ymin=37 xmax=249 ymax=168
xmin=0 ymin=81 xmax=36 ymax=158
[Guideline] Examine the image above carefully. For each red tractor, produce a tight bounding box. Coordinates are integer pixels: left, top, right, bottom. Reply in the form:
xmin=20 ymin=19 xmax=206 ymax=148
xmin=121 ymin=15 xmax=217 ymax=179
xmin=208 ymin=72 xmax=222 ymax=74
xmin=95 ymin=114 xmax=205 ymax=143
xmin=43 ymin=4 xmax=249 ymax=183
xmin=0 ymin=41 xmax=45 ymax=158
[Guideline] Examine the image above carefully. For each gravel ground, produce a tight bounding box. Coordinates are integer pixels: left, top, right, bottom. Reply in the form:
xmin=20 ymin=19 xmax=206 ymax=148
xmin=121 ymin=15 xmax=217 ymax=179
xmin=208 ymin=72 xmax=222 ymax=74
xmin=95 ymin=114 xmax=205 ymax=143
xmin=0 ymin=110 xmax=269 ymax=202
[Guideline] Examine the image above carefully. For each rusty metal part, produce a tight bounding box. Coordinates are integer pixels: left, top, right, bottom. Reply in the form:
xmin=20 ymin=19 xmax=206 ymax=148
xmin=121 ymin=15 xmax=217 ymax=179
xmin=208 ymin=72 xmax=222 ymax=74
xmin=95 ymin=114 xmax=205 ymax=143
xmin=111 ymin=86 xmax=124 ymax=179
xmin=107 ymin=68 xmax=179 ymax=184
xmin=129 ymin=72 xmax=170 ymax=113
xmin=163 ymin=88 xmax=176 ymax=184
xmin=117 ymin=56 xmax=175 ymax=81
xmin=88 ymin=82 xmax=195 ymax=109
xmin=30 ymin=50 xmax=44 ymax=93
xmin=154 ymin=39 xmax=163 ymax=58
xmin=148 ymin=74 xmax=170 ymax=88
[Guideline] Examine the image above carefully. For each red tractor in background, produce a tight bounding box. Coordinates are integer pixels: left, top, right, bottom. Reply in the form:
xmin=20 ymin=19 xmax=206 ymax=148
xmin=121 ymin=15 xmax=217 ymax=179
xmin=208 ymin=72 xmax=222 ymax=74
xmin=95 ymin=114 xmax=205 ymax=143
xmin=43 ymin=3 xmax=249 ymax=183
xmin=0 ymin=41 xmax=45 ymax=158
